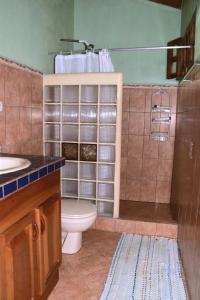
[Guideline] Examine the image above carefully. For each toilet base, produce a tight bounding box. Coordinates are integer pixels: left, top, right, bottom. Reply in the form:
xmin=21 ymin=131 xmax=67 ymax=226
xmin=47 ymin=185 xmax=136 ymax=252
xmin=62 ymin=232 xmax=82 ymax=254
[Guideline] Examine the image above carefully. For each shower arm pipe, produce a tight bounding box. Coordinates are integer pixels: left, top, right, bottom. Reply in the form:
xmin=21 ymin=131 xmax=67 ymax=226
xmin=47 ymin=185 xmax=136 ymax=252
xmin=60 ymin=38 xmax=94 ymax=51
xmin=48 ymin=45 xmax=193 ymax=55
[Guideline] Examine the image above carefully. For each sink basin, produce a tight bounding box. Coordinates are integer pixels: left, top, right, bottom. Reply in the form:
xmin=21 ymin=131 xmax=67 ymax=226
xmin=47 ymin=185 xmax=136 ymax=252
xmin=0 ymin=157 xmax=31 ymax=174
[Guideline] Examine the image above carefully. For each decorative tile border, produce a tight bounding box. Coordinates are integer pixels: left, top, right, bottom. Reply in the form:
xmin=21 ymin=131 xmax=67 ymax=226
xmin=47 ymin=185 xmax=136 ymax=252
xmin=0 ymin=159 xmax=65 ymax=200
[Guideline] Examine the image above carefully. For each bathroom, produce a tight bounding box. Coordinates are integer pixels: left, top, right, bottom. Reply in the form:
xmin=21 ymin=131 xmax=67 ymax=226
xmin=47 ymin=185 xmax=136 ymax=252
xmin=0 ymin=0 xmax=199 ymax=299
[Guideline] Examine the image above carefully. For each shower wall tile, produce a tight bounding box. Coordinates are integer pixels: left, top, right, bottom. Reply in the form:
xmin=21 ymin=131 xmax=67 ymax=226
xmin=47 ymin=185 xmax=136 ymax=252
xmin=129 ymin=88 xmax=146 ymax=112
xmin=143 ymin=137 xmax=159 ymax=159
xmin=142 ymin=159 xmax=158 ymax=180
xmin=126 ymin=178 xmax=141 ymax=201
xmin=121 ymin=85 xmax=177 ymax=203
xmin=127 ymin=158 xmax=142 ymax=179
xmin=140 ymin=179 xmax=156 ymax=202
xmin=121 ymin=134 xmax=128 ymax=157
xmin=128 ymin=112 xmax=144 ymax=135
xmin=122 ymin=88 xmax=130 ymax=111
xmin=157 ymin=159 xmax=173 ymax=179
xmin=156 ymin=180 xmax=171 ymax=203
xmin=0 ymin=59 xmax=43 ymax=155
xmin=127 ymin=135 xmax=143 ymax=158
xmin=0 ymin=65 xmax=5 ymax=101
xmin=122 ymin=111 xmax=129 ymax=133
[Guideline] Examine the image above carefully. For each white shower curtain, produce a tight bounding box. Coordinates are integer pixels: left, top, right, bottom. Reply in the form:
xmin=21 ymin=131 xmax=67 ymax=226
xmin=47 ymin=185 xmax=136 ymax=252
xmin=55 ymin=49 xmax=114 ymax=73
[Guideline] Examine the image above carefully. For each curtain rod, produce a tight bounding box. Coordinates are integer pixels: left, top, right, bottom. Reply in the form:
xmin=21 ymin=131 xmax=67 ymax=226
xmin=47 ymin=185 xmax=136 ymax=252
xmin=48 ymin=45 xmax=192 ymax=55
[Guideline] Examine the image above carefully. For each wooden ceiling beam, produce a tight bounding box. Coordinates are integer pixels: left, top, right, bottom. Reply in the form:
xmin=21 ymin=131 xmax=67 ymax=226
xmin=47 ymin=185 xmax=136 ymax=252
xmin=149 ymin=0 xmax=182 ymax=9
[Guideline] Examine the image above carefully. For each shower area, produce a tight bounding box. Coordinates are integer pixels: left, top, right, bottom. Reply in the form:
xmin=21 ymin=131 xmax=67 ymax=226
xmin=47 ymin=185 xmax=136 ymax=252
xmin=43 ymin=39 xmax=180 ymax=235
xmin=119 ymin=85 xmax=177 ymax=228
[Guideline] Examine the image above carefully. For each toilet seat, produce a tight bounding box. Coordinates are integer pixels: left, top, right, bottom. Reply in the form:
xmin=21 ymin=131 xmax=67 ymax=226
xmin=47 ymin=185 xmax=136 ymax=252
xmin=61 ymin=199 xmax=97 ymax=219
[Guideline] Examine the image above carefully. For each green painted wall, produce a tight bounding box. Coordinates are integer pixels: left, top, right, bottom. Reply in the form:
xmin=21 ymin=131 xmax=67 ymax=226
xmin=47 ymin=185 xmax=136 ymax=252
xmin=0 ymin=0 xmax=74 ymax=73
xmin=74 ymin=0 xmax=181 ymax=85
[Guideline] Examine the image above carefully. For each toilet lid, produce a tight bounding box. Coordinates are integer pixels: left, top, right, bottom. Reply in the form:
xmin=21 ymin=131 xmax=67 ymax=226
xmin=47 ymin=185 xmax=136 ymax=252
xmin=61 ymin=199 xmax=97 ymax=218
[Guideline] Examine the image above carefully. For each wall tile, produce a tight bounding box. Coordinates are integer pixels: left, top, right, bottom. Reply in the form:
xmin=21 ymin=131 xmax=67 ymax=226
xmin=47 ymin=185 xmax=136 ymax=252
xmin=115 ymin=219 xmax=136 ymax=233
xmin=145 ymin=88 xmax=152 ymax=113
xmin=140 ymin=179 xmax=156 ymax=202
xmin=127 ymin=135 xmax=143 ymax=158
xmin=19 ymin=107 xmax=32 ymax=143
xmin=144 ymin=113 xmax=151 ymax=135
xmin=121 ymin=134 xmax=128 ymax=157
xmin=169 ymin=87 xmax=177 ymax=114
xmin=0 ymin=60 xmax=43 ymax=155
xmin=0 ymin=111 xmax=5 ymax=145
xmin=125 ymin=178 xmax=140 ymax=201
xmin=156 ymin=223 xmax=177 ymax=238
xmin=157 ymin=159 xmax=173 ymax=179
xmin=4 ymin=66 xmax=20 ymax=106
xmin=31 ymin=107 xmax=43 ymax=140
xmin=120 ymin=180 xmax=126 ymax=200
xmin=135 ymin=221 xmax=157 ymax=235
xmin=156 ymin=180 xmax=171 ymax=203
xmin=170 ymin=114 xmax=176 ymax=137
xmin=122 ymin=111 xmax=129 ymax=134
xmin=127 ymin=157 xmax=142 ymax=179
xmin=31 ymin=73 xmax=43 ymax=107
xmin=121 ymin=86 xmax=176 ymax=204
xmin=122 ymin=88 xmax=130 ymax=111
xmin=143 ymin=136 xmax=159 ymax=159
xmin=5 ymin=106 xmax=20 ymax=145
xmin=0 ymin=64 xmax=5 ymax=101
xmin=96 ymin=217 xmax=116 ymax=232
xmin=120 ymin=157 xmax=127 ymax=184
xmin=129 ymin=112 xmax=144 ymax=135
xmin=158 ymin=137 xmax=175 ymax=160
xmin=129 ymin=88 xmax=145 ymax=112
xmin=142 ymin=159 xmax=158 ymax=180
xmin=19 ymin=72 xmax=32 ymax=107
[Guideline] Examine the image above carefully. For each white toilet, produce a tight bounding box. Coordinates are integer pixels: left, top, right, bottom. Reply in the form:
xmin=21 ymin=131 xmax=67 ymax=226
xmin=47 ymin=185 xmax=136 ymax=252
xmin=61 ymin=199 xmax=97 ymax=254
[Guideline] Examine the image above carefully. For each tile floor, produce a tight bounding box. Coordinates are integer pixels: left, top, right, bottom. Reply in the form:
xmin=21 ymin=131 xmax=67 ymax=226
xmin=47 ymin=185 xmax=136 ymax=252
xmin=49 ymin=230 xmax=121 ymax=300
xmin=119 ymin=200 xmax=177 ymax=224
xmin=49 ymin=202 xmax=178 ymax=299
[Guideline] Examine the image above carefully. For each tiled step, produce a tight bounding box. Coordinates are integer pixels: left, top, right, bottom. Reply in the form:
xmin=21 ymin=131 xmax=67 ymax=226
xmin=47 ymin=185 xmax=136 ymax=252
xmin=92 ymin=217 xmax=177 ymax=239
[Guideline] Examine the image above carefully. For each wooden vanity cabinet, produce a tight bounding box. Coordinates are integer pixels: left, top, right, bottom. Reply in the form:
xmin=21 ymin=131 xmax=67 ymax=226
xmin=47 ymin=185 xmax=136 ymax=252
xmin=0 ymin=171 xmax=62 ymax=300
xmin=0 ymin=212 xmax=38 ymax=300
xmin=36 ymin=194 xmax=61 ymax=298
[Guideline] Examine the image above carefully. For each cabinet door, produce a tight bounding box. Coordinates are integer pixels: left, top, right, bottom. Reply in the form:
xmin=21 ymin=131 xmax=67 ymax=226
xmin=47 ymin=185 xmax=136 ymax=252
xmin=0 ymin=212 xmax=38 ymax=300
xmin=36 ymin=193 xmax=61 ymax=294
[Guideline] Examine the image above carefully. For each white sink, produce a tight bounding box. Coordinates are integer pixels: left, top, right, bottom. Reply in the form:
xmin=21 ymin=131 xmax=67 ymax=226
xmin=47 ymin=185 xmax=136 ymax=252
xmin=0 ymin=157 xmax=31 ymax=175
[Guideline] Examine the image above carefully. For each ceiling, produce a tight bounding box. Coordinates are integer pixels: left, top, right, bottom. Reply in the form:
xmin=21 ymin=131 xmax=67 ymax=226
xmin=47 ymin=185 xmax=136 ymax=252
xmin=149 ymin=0 xmax=182 ymax=9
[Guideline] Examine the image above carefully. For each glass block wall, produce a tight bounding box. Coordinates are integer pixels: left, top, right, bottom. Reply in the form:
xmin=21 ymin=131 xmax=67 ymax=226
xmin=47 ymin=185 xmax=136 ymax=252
xmin=43 ymin=73 xmax=122 ymax=218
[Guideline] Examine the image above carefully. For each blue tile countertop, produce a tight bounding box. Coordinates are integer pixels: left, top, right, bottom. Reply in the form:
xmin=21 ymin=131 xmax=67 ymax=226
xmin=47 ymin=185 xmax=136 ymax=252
xmin=0 ymin=153 xmax=65 ymax=200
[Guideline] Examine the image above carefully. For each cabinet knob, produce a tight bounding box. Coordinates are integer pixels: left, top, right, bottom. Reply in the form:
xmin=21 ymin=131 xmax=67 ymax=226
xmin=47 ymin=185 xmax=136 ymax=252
xmin=32 ymin=223 xmax=39 ymax=241
xmin=40 ymin=215 xmax=46 ymax=235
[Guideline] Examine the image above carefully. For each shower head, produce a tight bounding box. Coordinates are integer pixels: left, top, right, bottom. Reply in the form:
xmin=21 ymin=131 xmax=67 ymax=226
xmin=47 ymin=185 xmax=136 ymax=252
xmin=60 ymin=38 xmax=94 ymax=51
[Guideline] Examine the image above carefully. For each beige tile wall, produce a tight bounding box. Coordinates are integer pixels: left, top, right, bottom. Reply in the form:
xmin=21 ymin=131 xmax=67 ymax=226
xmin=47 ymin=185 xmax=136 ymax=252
xmin=121 ymin=86 xmax=177 ymax=203
xmin=0 ymin=59 xmax=43 ymax=155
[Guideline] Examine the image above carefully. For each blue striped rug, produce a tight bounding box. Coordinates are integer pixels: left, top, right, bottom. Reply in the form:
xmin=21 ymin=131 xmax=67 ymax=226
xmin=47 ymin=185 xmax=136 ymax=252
xmin=100 ymin=234 xmax=187 ymax=300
